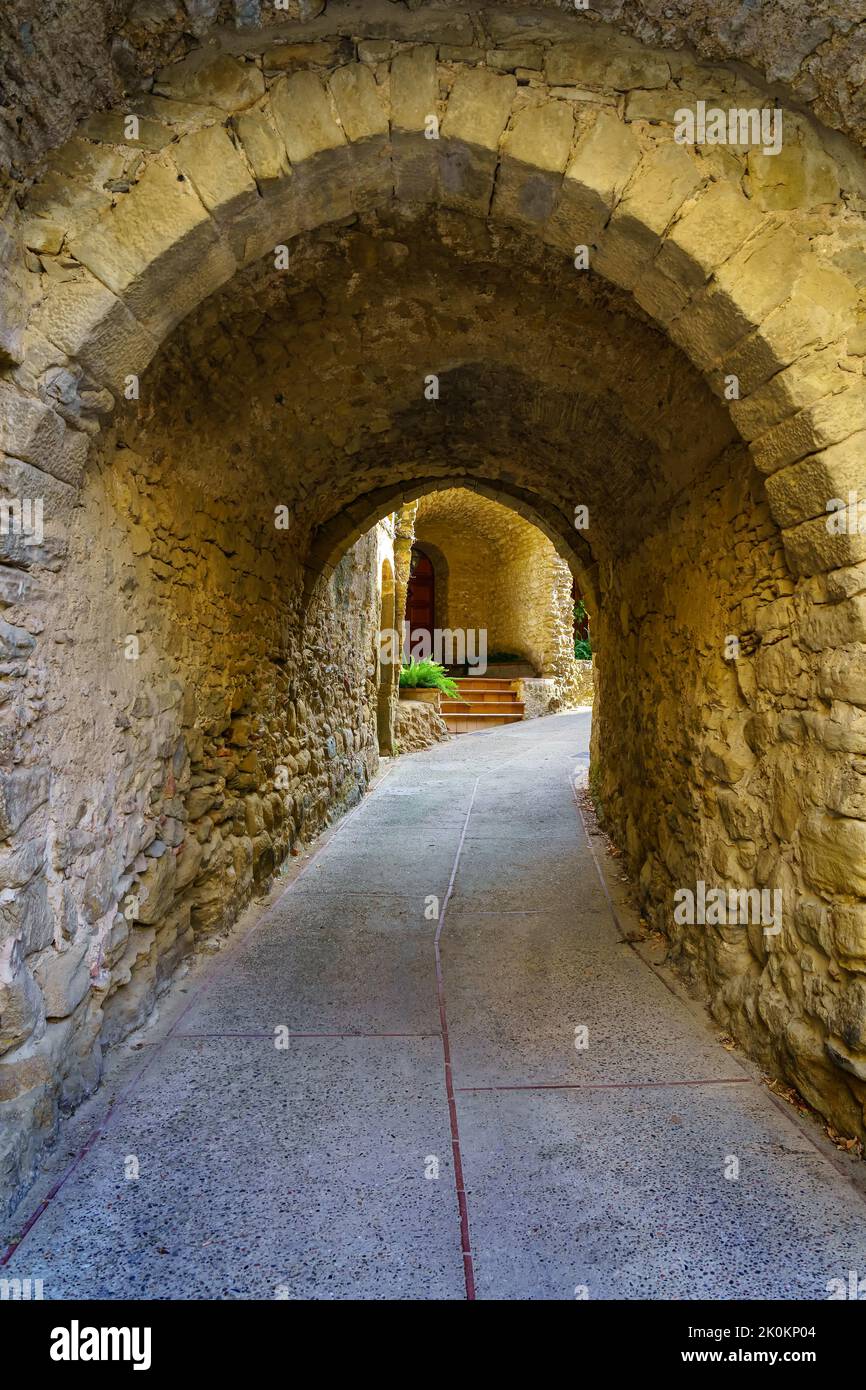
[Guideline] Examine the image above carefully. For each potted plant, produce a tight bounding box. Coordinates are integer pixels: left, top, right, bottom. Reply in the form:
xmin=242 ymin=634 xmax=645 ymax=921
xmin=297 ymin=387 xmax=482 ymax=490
xmin=398 ymin=659 xmax=466 ymax=710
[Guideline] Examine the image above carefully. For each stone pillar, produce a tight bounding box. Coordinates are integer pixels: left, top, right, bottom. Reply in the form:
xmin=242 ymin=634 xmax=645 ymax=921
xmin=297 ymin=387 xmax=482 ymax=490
xmin=393 ymin=501 xmax=417 ymax=664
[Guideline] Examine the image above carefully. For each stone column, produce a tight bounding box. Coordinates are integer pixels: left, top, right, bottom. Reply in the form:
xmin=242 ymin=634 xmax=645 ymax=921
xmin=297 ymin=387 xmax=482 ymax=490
xmin=393 ymin=501 xmax=417 ymax=666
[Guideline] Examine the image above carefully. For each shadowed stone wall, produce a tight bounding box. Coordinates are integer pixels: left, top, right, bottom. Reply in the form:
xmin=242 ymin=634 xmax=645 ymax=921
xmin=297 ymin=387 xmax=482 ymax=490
xmin=1 ymin=398 xmax=392 ymax=1212
xmin=414 ymin=486 xmax=578 ymax=694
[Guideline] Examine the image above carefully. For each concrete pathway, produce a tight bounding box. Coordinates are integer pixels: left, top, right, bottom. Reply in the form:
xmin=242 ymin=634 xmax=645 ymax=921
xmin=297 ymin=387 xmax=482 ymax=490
xmin=4 ymin=711 xmax=866 ymax=1300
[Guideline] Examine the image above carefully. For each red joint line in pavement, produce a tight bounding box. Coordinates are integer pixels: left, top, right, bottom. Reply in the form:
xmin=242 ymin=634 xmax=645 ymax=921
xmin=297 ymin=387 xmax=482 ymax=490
xmin=455 ymin=1077 xmax=753 ymax=1093
xmin=0 ymin=763 xmax=396 ymax=1270
xmin=434 ymin=775 xmax=481 ymax=1302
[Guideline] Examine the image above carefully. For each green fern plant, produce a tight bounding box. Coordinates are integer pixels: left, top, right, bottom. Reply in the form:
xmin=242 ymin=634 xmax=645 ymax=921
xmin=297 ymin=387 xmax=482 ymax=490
xmin=574 ymin=599 xmax=592 ymax=660
xmin=399 ymin=659 xmax=466 ymax=701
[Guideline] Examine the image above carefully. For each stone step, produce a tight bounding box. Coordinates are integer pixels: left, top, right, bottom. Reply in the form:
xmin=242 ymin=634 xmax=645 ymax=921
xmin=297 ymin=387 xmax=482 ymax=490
xmin=440 ymin=699 xmax=525 ymax=715
xmin=443 ymin=688 xmax=521 ymax=704
xmin=451 ymin=683 xmax=518 ymax=697
xmin=452 ymin=677 xmax=516 ymax=691
xmin=443 ymin=711 xmax=525 ymax=733
xmin=446 ymin=675 xmax=526 ymax=732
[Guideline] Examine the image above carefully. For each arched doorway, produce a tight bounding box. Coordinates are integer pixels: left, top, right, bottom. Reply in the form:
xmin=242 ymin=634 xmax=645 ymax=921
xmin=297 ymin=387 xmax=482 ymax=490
xmin=406 ymin=547 xmax=435 ymax=657
xmin=377 ymin=559 xmax=396 ymax=755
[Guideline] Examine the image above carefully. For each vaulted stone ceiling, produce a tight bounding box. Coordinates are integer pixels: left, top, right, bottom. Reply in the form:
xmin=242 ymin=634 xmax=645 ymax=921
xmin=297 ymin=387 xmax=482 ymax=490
xmin=125 ymin=207 xmax=737 ymax=581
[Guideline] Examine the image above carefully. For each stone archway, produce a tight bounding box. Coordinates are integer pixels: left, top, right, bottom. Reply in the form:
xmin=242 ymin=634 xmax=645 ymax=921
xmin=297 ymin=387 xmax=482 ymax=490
xmin=3 ymin=16 xmax=866 ymax=1211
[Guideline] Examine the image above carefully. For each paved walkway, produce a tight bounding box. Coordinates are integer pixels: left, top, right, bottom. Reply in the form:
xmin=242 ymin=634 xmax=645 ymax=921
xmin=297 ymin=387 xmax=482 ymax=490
xmin=4 ymin=711 xmax=866 ymax=1299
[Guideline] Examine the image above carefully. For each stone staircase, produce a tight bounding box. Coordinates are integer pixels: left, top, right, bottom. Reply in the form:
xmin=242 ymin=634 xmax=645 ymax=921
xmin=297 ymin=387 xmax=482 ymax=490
xmin=440 ymin=677 xmax=525 ymax=734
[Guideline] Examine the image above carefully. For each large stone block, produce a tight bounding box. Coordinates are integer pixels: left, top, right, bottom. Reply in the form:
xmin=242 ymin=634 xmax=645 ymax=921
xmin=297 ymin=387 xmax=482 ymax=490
xmin=0 ymin=940 xmax=43 ymax=1056
xmin=0 ymin=452 xmax=74 ymax=526
xmin=271 ymin=70 xmax=347 ymax=163
xmin=328 ymin=65 xmax=392 ymax=212
xmin=233 ymin=109 xmax=290 ymax=188
xmin=32 ymin=938 xmax=91 ymax=1020
xmin=0 ymin=878 xmax=54 ymax=955
xmin=492 ymin=102 xmax=573 ymax=229
xmin=135 ymin=851 xmax=176 ymax=925
xmin=98 ymin=933 xmax=158 ymax=1048
xmin=818 ymin=648 xmax=866 ymax=706
xmin=753 ymin=391 xmax=866 ymax=477
xmin=800 ymin=597 xmax=866 ymax=656
xmin=263 ymin=74 xmax=357 ymax=241
xmin=154 ymin=53 xmax=265 ymax=112
xmin=0 ymin=383 xmax=87 ymax=486
xmin=831 ymin=904 xmax=866 ymax=965
xmin=390 ymin=47 xmax=439 ymax=203
xmin=441 ymin=67 xmax=516 ymax=150
xmin=0 ymin=1075 xmax=59 ymax=1217
xmin=175 ymin=834 xmax=205 ymax=891
xmin=656 ymin=179 xmax=763 ymax=293
xmin=0 ymin=837 xmax=44 ymax=891
xmin=544 ymin=108 xmax=641 ymax=255
xmin=745 ymin=118 xmax=841 ymax=212
xmin=70 ymin=159 xmax=237 ymax=343
xmin=802 ymin=705 xmax=866 ymax=754
xmin=25 ymin=167 xmax=112 ymax=241
xmin=593 ymin=143 xmax=703 ymax=292
xmin=784 ymin=518 xmax=866 ymax=577
xmin=669 ymin=224 xmax=810 ymax=370
xmin=765 ymin=431 xmax=866 ymax=529
xmin=36 ymin=271 xmax=160 ymax=394
xmin=729 ymin=346 xmax=845 ymax=441
xmin=390 ymin=46 xmax=438 ymax=133
xmin=75 ymin=111 xmax=172 ymax=152
xmin=802 ymin=812 xmax=866 ymax=897
xmin=545 ymin=34 xmax=669 ymax=90
xmin=0 ymin=768 xmax=49 ymax=840
xmin=328 ymin=63 xmax=389 ymax=143
xmin=173 ymin=124 xmax=261 ymax=261
xmin=721 ymin=265 xmax=858 ymax=397
xmin=438 ymin=68 xmax=516 ymax=217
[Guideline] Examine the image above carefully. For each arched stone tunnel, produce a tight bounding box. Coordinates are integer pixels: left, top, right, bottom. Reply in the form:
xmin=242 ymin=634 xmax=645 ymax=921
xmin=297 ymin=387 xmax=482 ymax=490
xmin=2 ymin=0 xmax=866 ymax=1268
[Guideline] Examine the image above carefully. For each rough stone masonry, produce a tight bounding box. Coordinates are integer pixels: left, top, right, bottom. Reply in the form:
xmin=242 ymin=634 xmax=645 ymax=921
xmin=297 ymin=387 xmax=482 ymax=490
xmin=2 ymin=0 xmax=866 ymax=1214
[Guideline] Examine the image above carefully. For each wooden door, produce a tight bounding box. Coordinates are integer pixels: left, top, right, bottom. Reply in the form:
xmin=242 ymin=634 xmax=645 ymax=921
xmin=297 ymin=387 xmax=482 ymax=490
xmin=406 ymin=548 xmax=435 ymax=652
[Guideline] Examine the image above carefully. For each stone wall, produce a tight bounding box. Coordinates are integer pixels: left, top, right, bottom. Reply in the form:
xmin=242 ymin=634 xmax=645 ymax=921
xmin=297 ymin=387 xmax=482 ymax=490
xmin=590 ymin=443 xmax=866 ymax=1138
xmin=4 ymin=0 xmax=866 ymax=177
xmin=395 ymin=697 xmax=450 ymax=753
xmin=489 ymin=509 xmax=575 ymax=687
xmin=414 ymin=486 xmax=579 ymax=698
xmin=0 ymin=405 xmax=393 ymax=1214
xmin=414 ymin=511 xmax=499 ymax=654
